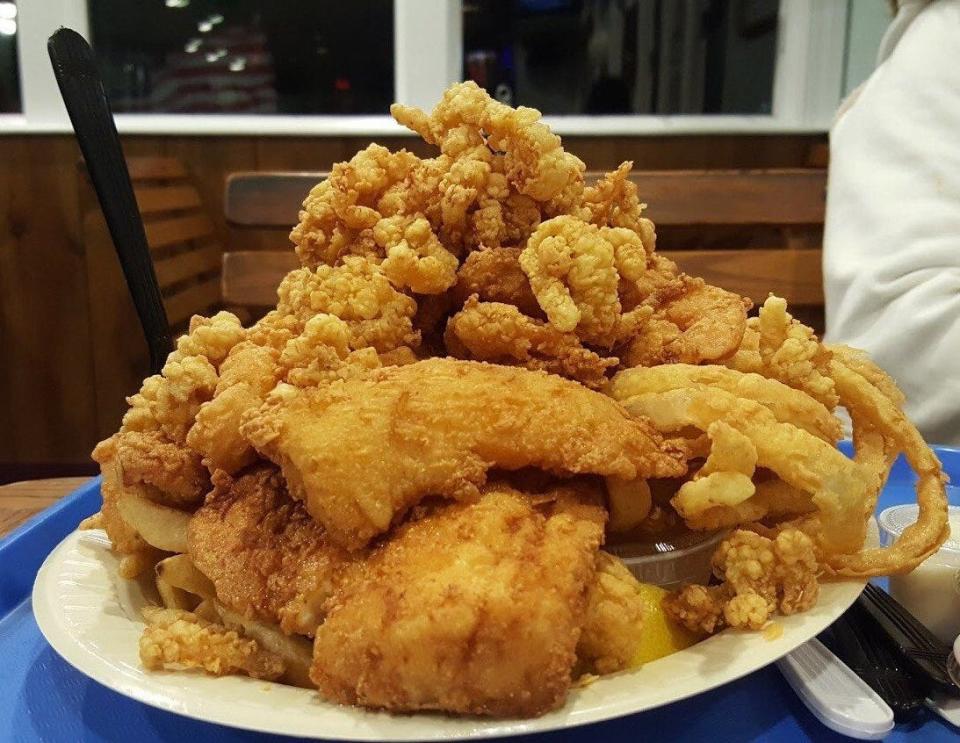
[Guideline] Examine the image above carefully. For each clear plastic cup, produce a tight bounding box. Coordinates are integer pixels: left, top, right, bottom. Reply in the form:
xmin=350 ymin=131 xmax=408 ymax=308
xmin=606 ymin=529 xmax=727 ymax=590
xmin=878 ymin=504 xmax=960 ymax=644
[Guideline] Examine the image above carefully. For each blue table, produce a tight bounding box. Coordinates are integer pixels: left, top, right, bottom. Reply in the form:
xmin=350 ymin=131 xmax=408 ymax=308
xmin=2 ymin=448 xmax=958 ymax=742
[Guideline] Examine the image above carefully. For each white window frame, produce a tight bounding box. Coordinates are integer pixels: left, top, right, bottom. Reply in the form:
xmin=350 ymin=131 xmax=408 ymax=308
xmin=1 ymin=0 xmax=848 ymax=136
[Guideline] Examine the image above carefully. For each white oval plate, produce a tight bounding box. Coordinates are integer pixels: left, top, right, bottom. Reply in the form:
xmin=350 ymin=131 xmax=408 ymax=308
xmin=34 ymin=528 xmax=873 ymax=741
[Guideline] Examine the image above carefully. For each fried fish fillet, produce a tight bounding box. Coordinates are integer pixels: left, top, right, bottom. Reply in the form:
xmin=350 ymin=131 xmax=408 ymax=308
xmin=241 ymin=358 xmax=683 ymax=549
xmin=310 ymin=482 xmax=606 ymax=717
xmin=188 ymin=465 xmax=353 ymax=636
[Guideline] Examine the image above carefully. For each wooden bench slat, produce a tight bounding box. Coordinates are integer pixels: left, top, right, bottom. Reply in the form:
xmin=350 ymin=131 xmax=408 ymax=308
xmin=155 ymin=244 xmax=221 ymax=289
xmin=224 ymin=169 xmax=825 ymax=229
xmin=127 ymin=157 xmax=188 ymax=181
xmin=225 ymin=172 xmax=324 ymax=228
xmin=661 ymin=248 xmax=823 ymax=305
xmin=135 ymin=185 xmax=202 ymax=215
xmin=629 ymin=171 xmax=825 ymax=226
xmin=221 ymin=251 xmax=296 ymax=305
xmin=145 ymin=214 xmax=215 ymax=251
xmin=164 ymin=277 xmax=222 ymax=326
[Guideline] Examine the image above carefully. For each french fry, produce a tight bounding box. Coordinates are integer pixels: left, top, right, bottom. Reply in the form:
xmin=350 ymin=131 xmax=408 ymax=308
xmin=79 ymin=511 xmax=105 ymax=530
xmin=156 ymin=554 xmax=215 ymax=600
xmin=116 ymin=491 xmax=191 ymax=553
xmin=215 ymin=602 xmax=314 ymax=689
xmin=605 ymin=476 xmax=652 ymax=533
xmin=193 ymin=599 xmax=221 ymax=623
xmin=117 ymin=546 xmax=164 ymax=579
xmin=156 ymin=574 xmax=193 ymax=610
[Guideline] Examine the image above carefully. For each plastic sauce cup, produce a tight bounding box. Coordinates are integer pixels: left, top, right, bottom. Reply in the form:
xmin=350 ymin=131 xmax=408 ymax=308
xmin=878 ymin=504 xmax=960 ymax=644
xmin=606 ymin=529 xmax=726 ymax=590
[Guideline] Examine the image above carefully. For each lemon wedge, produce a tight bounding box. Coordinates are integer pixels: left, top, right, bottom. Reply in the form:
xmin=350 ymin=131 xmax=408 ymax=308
xmin=630 ymin=583 xmax=703 ymax=666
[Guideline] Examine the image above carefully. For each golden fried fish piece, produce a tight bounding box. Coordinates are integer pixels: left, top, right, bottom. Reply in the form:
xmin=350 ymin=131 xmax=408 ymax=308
xmin=241 ymin=358 xmax=684 ymax=550
xmin=310 ymin=481 xmax=605 ymax=717
xmin=188 ymin=466 xmax=353 ymax=636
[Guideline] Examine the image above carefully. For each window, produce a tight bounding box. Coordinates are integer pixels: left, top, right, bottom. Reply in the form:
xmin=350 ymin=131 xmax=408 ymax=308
xmin=842 ymin=0 xmax=889 ymax=97
xmin=0 ymin=0 xmax=19 ymax=113
xmin=88 ymin=0 xmax=394 ymax=114
xmin=1 ymin=0 xmax=850 ymax=134
xmin=463 ymin=0 xmax=779 ymax=116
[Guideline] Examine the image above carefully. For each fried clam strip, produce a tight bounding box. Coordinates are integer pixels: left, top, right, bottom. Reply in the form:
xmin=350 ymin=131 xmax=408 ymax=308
xmin=664 ymin=528 xmax=819 ymax=634
xmin=519 ymin=216 xmax=651 ymax=347
xmin=617 ymin=386 xmax=871 ymax=554
xmin=579 ymin=161 xmax=656 ymax=238
xmin=241 ymin=358 xmax=684 ymax=550
xmin=609 ymin=365 xmax=842 ymax=443
xmin=725 ymin=295 xmax=837 ymax=409
xmin=445 ymin=297 xmax=618 ymax=389
xmin=290 ymin=143 xmax=460 ymax=289
xmin=392 ymin=80 xmax=585 ymax=209
xmin=822 ymin=358 xmax=948 ymax=576
xmin=672 ymin=421 xmax=760 ymax=529
xmin=373 ymin=214 xmax=459 ymax=294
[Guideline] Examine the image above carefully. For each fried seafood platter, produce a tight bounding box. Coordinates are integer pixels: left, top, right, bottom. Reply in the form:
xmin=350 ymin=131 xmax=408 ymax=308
xmin=79 ymin=82 xmax=948 ymax=720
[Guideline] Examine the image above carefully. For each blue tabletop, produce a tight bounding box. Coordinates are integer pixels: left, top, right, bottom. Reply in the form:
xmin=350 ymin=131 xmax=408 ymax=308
xmin=2 ymin=448 xmax=959 ymax=743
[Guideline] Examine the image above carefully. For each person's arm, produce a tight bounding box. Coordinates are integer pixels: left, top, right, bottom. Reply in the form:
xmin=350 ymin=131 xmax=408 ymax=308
xmin=824 ymin=0 xmax=960 ymax=445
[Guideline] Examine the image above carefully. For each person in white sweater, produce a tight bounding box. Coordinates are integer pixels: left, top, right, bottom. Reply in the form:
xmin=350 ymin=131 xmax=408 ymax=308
xmin=823 ymin=0 xmax=960 ymax=445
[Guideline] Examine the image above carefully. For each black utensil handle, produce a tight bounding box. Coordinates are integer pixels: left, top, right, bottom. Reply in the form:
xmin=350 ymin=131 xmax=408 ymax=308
xmin=819 ymin=603 xmax=928 ymax=721
xmin=859 ymin=584 xmax=957 ymax=695
xmin=47 ymin=28 xmax=172 ymax=374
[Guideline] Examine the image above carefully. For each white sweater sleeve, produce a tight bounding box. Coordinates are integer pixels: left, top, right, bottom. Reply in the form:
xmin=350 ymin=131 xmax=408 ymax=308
xmin=823 ymin=0 xmax=960 ymax=445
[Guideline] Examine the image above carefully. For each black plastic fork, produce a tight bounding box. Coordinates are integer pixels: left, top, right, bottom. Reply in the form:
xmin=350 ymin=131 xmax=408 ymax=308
xmin=48 ymin=28 xmax=172 ymax=374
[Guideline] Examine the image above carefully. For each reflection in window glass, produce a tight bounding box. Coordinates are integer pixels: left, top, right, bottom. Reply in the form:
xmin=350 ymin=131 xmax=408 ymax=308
xmin=89 ymin=0 xmax=393 ymax=114
xmin=0 ymin=0 xmax=20 ymax=113
xmin=464 ymin=0 xmax=779 ymax=115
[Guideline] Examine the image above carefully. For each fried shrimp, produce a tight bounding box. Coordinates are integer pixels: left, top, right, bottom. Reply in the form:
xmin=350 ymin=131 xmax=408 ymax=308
xmin=445 ymin=296 xmax=618 ymax=388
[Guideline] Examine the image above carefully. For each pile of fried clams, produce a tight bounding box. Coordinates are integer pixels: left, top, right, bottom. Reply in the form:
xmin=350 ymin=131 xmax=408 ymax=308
xmin=86 ymin=82 xmax=949 ymax=718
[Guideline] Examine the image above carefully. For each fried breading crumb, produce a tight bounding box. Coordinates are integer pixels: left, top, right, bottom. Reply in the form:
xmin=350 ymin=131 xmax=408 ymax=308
xmin=575 ymin=673 xmax=600 ymax=688
xmin=663 ymin=584 xmax=727 ymax=635
xmin=78 ymin=512 xmax=104 ymax=530
xmin=723 ymin=592 xmax=770 ymax=630
xmin=139 ymin=607 xmax=284 ymax=680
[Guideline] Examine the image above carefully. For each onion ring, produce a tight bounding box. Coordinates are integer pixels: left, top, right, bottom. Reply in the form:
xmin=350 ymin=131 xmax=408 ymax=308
xmin=620 ymin=386 xmax=871 ymax=554
xmin=823 ymin=359 xmax=949 ymax=576
xmin=609 ymin=365 xmax=841 ymax=443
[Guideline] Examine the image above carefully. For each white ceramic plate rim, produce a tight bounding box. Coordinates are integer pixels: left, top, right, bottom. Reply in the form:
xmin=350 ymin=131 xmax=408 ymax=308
xmin=33 ymin=528 xmax=873 ymax=741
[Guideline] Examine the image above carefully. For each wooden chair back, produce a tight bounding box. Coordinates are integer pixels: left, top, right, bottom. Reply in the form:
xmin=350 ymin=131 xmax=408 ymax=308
xmin=222 ymin=167 xmax=826 ymax=309
xmin=83 ymin=156 xmax=222 ymax=329
xmin=130 ymin=157 xmax=222 ymax=327
xmin=81 ymin=156 xmax=224 ymax=437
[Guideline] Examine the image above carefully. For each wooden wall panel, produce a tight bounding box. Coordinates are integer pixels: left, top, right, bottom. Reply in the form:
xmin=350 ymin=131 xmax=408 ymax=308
xmin=0 ymin=131 xmax=826 ymax=474
xmin=0 ymin=137 xmax=98 ymax=465
xmin=82 ymin=209 xmax=148 ymax=441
